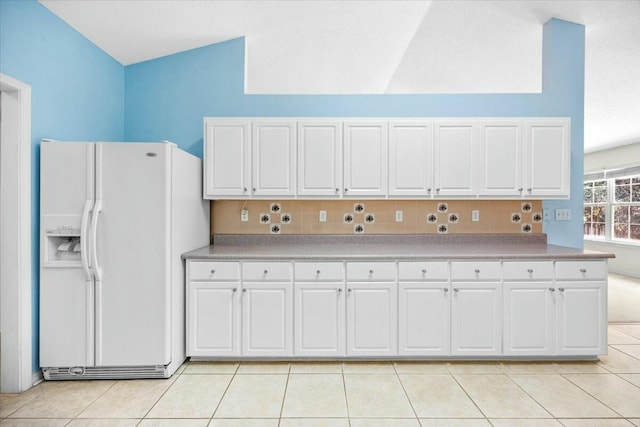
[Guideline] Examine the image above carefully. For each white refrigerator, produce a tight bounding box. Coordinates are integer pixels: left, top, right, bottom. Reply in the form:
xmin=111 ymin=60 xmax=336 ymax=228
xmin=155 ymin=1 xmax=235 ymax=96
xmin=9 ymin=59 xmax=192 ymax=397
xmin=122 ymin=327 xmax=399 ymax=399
xmin=40 ymin=141 xmax=209 ymax=379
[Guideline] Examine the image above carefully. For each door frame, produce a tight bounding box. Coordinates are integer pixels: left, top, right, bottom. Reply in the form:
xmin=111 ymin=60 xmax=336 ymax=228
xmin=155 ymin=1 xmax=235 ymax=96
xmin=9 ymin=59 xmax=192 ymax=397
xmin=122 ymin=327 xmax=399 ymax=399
xmin=0 ymin=73 xmax=33 ymax=392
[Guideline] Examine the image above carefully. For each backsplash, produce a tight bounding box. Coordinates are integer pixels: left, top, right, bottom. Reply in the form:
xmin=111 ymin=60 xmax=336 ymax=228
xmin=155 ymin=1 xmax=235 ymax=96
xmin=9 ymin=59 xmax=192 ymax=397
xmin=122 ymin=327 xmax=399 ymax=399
xmin=211 ymin=200 xmax=543 ymax=235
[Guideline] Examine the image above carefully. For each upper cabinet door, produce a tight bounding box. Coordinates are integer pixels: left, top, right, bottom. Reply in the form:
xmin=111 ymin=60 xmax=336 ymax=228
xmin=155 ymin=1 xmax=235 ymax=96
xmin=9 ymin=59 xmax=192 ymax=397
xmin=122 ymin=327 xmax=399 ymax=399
xmin=478 ymin=120 xmax=523 ymax=197
xmin=252 ymin=121 xmax=296 ymax=196
xmin=203 ymin=119 xmax=251 ymax=198
xmin=523 ymin=118 xmax=571 ymax=199
xmin=433 ymin=121 xmax=478 ymax=197
xmin=297 ymin=120 xmax=342 ymax=197
xmin=388 ymin=121 xmax=434 ymax=197
xmin=343 ymin=121 xmax=388 ymax=197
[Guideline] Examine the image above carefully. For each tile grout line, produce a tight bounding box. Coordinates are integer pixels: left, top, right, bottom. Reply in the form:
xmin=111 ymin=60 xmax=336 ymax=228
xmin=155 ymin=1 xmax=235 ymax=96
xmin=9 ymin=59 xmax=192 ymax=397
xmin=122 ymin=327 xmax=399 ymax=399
xmin=276 ymin=363 xmax=292 ymax=426
xmin=209 ymin=362 xmax=240 ymax=422
xmin=559 ymin=372 xmax=627 ymax=419
xmin=139 ymin=368 xmax=181 ymax=420
xmin=392 ymin=363 xmax=423 ymax=425
xmin=340 ymin=362 xmax=352 ymax=427
xmin=450 ymin=373 xmax=490 ymax=422
xmin=501 ymin=373 xmax=556 ymax=420
xmin=609 ymin=344 xmax=640 ymax=362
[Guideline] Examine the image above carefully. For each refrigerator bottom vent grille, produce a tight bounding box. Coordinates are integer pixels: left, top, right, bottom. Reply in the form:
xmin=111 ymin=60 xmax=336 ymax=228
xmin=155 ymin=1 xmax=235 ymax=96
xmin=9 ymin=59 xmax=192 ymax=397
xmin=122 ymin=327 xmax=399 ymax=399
xmin=43 ymin=365 xmax=168 ymax=380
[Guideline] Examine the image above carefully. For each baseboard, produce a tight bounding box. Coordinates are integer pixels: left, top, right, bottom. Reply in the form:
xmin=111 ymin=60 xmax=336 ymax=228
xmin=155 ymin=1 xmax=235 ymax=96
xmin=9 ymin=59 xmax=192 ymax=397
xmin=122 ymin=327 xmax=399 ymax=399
xmin=610 ymin=269 xmax=640 ymax=279
xmin=32 ymin=369 xmax=43 ymax=386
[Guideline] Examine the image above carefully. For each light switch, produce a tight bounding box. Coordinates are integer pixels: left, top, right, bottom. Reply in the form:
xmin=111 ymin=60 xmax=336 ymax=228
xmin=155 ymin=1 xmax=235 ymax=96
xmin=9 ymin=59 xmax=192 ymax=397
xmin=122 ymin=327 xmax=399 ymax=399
xmin=319 ymin=210 xmax=327 ymax=222
xmin=395 ymin=210 xmax=403 ymax=222
xmin=555 ymin=209 xmax=572 ymax=221
xmin=472 ymin=210 xmax=480 ymax=222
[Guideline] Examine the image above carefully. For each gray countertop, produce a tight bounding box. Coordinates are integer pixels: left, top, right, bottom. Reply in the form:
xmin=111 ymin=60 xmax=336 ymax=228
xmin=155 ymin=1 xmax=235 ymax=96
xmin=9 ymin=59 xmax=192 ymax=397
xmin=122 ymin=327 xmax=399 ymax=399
xmin=183 ymin=234 xmax=615 ymax=261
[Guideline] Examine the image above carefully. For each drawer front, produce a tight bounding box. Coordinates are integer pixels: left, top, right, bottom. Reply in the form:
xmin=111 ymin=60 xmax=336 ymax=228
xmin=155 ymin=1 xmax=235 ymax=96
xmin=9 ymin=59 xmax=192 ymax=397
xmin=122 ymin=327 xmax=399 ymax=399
xmin=242 ymin=262 xmax=292 ymax=281
xmin=398 ymin=262 xmax=449 ymax=281
xmin=347 ymin=262 xmax=396 ymax=281
xmin=189 ymin=261 xmax=240 ymax=281
xmin=503 ymin=261 xmax=554 ymax=281
xmin=295 ymin=262 xmax=344 ymax=281
xmin=555 ymin=261 xmax=607 ymax=280
xmin=451 ymin=261 xmax=501 ymax=281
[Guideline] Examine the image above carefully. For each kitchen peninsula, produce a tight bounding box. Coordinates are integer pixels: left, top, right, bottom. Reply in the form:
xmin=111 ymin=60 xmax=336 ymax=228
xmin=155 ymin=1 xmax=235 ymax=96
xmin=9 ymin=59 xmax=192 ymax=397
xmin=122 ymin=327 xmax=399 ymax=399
xmin=183 ymin=234 xmax=614 ymax=361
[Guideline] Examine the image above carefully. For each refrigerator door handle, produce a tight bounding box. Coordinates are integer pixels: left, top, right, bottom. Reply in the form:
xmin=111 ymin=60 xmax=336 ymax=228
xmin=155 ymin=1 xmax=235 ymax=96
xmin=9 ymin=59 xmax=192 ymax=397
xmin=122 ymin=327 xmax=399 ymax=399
xmin=80 ymin=199 xmax=93 ymax=281
xmin=90 ymin=199 xmax=103 ymax=281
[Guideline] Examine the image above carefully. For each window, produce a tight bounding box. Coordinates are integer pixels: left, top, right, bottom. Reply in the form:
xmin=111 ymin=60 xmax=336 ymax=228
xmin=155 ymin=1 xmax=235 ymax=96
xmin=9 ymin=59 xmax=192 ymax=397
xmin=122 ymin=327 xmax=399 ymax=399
xmin=583 ymin=169 xmax=640 ymax=244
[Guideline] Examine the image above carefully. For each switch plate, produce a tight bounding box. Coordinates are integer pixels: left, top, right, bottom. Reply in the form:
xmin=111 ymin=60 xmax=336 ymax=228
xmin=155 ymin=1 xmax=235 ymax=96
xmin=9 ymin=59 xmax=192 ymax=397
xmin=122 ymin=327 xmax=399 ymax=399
xmin=241 ymin=209 xmax=249 ymax=222
xmin=395 ymin=210 xmax=403 ymax=222
xmin=543 ymin=209 xmax=551 ymax=221
xmin=555 ymin=209 xmax=572 ymax=221
xmin=319 ymin=210 xmax=327 ymax=222
xmin=472 ymin=210 xmax=480 ymax=222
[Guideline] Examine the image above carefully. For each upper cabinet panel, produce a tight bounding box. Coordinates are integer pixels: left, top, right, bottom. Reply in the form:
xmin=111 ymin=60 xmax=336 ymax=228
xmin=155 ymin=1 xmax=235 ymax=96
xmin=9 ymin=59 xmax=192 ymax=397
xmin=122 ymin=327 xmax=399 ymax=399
xmin=343 ymin=121 xmax=388 ymax=197
xmin=203 ymin=118 xmax=251 ymax=198
xmin=297 ymin=120 xmax=342 ymax=197
xmin=388 ymin=121 xmax=433 ymax=197
xmin=433 ymin=121 xmax=478 ymax=197
xmin=252 ymin=121 xmax=296 ymax=196
xmin=478 ymin=121 xmax=523 ymax=197
xmin=524 ymin=118 xmax=571 ymax=199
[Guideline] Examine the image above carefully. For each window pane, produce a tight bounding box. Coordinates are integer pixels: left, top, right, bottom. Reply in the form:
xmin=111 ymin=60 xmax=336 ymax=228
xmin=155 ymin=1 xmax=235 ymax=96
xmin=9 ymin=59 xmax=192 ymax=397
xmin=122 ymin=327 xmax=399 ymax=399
xmin=594 ymin=185 xmax=608 ymax=203
xmin=583 ymin=185 xmax=593 ymax=203
xmin=614 ymin=205 xmax=630 ymax=223
xmin=633 ymin=184 xmax=640 ymax=202
xmin=631 ymin=206 xmax=640 ymax=224
xmin=584 ymin=223 xmax=591 ymax=235
xmin=594 ymin=223 xmax=606 ymax=236
xmin=615 ymin=185 xmax=631 ymax=202
xmin=633 ymin=177 xmax=640 ymax=184
xmin=614 ymin=223 xmax=629 ymax=239
xmin=584 ymin=206 xmax=592 ymax=223
xmin=631 ymin=225 xmax=640 ymax=241
xmin=593 ymin=206 xmax=606 ymax=223
xmin=616 ymin=178 xmax=631 ymax=185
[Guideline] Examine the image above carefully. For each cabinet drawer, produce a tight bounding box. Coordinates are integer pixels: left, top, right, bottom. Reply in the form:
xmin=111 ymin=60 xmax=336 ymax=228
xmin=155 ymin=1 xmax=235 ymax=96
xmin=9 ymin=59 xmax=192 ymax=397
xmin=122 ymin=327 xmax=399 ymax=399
xmin=243 ymin=262 xmax=292 ymax=281
xmin=555 ymin=261 xmax=607 ymax=280
xmin=503 ymin=261 xmax=553 ymax=281
xmin=189 ymin=261 xmax=240 ymax=281
xmin=295 ymin=262 xmax=344 ymax=281
xmin=398 ymin=262 xmax=449 ymax=281
xmin=451 ymin=261 xmax=500 ymax=281
xmin=347 ymin=262 xmax=396 ymax=281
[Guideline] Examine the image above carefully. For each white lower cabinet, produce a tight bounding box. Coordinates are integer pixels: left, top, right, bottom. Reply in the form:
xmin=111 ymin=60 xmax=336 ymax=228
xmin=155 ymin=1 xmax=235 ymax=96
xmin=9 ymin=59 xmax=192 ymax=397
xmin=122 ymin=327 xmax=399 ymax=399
xmin=503 ymin=282 xmax=555 ymax=356
xmin=241 ymin=282 xmax=293 ymax=357
xmin=346 ymin=282 xmax=398 ymax=356
xmin=188 ymin=281 xmax=240 ymax=357
xmin=556 ymin=281 xmax=607 ymax=355
xmin=451 ymin=282 xmax=502 ymax=356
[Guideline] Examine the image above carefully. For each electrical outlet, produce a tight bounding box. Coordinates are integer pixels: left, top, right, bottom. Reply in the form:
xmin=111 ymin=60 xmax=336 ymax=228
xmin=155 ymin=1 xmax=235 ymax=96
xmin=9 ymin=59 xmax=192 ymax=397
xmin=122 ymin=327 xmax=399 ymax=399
xmin=395 ymin=210 xmax=403 ymax=222
xmin=241 ymin=209 xmax=249 ymax=222
xmin=319 ymin=210 xmax=327 ymax=222
xmin=472 ymin=210 xmax=480 ymax=222
xmin=555 ymin=209 xmax=572 ymax=221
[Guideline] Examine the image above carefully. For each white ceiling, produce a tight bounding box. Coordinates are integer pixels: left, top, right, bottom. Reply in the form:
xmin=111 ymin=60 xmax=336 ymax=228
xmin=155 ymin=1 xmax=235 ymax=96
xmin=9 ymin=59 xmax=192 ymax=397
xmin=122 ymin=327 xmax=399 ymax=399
xmin=39 ymin=0 xmax=640 ymax=153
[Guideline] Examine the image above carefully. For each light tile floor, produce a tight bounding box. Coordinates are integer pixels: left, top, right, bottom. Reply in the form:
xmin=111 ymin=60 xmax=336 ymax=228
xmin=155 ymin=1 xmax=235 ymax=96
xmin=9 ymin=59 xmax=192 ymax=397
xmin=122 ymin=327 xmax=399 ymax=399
xmin=2 ymin=324 xmax=640 ymax=427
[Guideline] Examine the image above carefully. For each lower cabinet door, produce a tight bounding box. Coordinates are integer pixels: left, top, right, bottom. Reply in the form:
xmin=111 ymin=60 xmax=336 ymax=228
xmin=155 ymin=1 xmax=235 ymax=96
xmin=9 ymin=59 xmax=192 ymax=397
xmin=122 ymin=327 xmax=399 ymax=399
xmin=451 ymin=282 xmax=502 ymax=356
xmin=294 ymin=283 xmax=346 ymax=356
xmin=187 ymin=281 xmax=240 ymax=357
xmin=503 ymin=282 xmax=555 ymax=356
xmin=242 ymin=282 xmax=293 ymax=357
xmin=398 ymin=282 xmax=450 ymax=356
xmin=346 ymin=282 xmax=398 ymax=356
xmin=556 ymin=281 xmax=607 ymax=355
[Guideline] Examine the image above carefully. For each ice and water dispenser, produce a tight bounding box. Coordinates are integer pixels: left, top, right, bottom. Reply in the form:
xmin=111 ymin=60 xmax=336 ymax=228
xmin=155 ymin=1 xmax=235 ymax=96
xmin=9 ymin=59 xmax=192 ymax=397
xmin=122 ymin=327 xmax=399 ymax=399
xmin=42 ymin=215 xmax=83 ymax=266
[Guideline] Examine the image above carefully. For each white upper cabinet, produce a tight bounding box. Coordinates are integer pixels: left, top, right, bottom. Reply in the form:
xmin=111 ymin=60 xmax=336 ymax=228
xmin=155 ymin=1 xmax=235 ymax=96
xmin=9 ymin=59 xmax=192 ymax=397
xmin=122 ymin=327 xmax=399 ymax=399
xmin=478 ymin=121 xmax=523 ymax=197
xmin=297 ymin=120 xmax=342 ymax=197
xmin=343 ymin=121 xmax=388 ymax=197
xmin=388 ymin=121 xmax=433 ymax=197
xmin=252 ymin=120 xmax=296 ymax=196
xmin=523 ymin=118 xmax=571 ymax=198
xmin=433 ymin=121 xmax=478 ymax=197
xmin=203 ymin=118 xmax=251 ymax=198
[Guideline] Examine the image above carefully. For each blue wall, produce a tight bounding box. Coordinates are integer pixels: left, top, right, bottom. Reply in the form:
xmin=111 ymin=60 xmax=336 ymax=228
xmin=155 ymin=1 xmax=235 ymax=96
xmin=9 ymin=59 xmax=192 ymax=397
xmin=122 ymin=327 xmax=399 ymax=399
xmin=0 ymin=0 xmax=125 ymax=373
xmin=126 ymin=19 xmax=585 ymax=249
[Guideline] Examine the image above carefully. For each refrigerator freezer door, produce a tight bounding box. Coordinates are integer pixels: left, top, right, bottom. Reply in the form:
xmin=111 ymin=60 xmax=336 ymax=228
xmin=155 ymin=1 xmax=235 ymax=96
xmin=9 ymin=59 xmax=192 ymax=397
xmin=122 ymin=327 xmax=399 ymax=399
xmin=40 ymin=142 xmax=95 ymax=367
xmin=94 ymin=143 xmax=172 ymax=366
